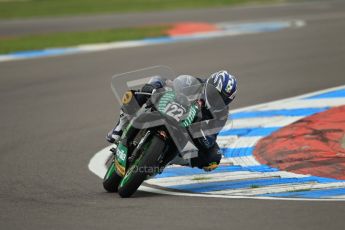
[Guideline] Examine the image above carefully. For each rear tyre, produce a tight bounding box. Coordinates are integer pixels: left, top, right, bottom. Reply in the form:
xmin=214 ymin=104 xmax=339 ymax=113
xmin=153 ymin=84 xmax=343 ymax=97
xmin=103 ymin=157 xmax=122 ymax=193
xmin=118 ymin=135 xmax=165 ymax=198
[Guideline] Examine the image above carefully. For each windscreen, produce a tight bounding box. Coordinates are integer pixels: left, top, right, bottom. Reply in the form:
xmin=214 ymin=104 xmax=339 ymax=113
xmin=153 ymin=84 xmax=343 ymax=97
xmin=111 ymin=65 xmax=176 ymax=105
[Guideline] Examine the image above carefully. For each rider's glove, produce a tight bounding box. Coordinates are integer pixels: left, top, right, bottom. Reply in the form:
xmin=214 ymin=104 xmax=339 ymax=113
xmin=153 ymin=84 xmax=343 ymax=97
xmin=106 ymin=128 xmax=122 ymax=144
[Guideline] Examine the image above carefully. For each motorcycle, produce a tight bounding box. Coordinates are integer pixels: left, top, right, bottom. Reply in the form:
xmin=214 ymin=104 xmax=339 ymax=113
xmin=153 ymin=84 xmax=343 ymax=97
xmin=103 ymin=67 xmax=207 ymax=197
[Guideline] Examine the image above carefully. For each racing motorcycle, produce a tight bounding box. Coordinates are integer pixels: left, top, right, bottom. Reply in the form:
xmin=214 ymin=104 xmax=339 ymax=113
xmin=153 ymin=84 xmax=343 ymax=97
xmin=103 ymin=68 xmax=206 ymax=198
xmin=103 ymin=66 xmax=227 ymax=197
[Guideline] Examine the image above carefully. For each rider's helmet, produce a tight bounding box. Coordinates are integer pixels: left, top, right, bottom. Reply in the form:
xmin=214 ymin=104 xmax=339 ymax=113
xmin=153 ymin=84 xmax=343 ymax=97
xmin=204 ymin=70 xmax=237 ymax=109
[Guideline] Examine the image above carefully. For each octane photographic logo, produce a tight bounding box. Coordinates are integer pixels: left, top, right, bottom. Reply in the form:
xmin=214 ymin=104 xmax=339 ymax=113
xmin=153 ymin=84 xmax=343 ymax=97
xmin=132 ymin=165 xmax=165 ymax=174
xmin=110 ymin=65 xmax=230 ymax=159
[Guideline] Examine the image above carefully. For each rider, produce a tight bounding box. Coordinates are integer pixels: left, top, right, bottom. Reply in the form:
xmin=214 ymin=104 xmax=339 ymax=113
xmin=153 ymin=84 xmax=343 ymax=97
xmin=107 ymin=70 xmax=237 ymax=171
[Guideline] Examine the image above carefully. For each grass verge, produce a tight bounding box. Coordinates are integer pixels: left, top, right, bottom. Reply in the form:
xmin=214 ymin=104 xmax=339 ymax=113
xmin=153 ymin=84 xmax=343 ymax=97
xmin=288 ymin=188 xmax=312 ymax=193
xmin=0 ymin=0 xmax=279 ymax=19
xmin=0 ymin=25 xmax=170 ymax=54
xmin=192 ymin=176 xmax=212 ymax=181
xmin=250 ymin=184 xmax=261 ymax=189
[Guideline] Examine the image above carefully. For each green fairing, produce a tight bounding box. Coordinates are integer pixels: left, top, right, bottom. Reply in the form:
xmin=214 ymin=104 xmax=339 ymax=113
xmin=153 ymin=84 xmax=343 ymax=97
xmin=121 ymin=123 xmax=131 ymax=138
xmin=118 ymin=92 xmax=199 ymax=188
xmin=181 ymin=104 xmax=198 ymax=127
xmin=157 ymin=91 xmax=199 ymax=127
xmin=157 ymin=91 xmax=176 ymax=113
xmin=119 ymin=140 xmax=150 ymax=187
xmin=119 ymin=154 xmax=142 ymax=187
xmin=116 ymin=143 xmax=128 ymax=168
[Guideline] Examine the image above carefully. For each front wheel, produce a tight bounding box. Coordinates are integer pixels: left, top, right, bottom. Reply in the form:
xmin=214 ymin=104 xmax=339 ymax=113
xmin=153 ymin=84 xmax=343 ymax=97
xmin=118 ymin=135 xmax=165 ymax=198
xmin=103 ymin=156 xmax=122 ymax=193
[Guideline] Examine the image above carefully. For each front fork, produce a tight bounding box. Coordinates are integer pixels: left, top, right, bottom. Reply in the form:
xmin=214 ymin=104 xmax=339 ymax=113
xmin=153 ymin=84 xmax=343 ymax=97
xmin=127 ymin=130 xmax=151 ymax=163
xmin=113 ymin=123 xmax=151 ymax=177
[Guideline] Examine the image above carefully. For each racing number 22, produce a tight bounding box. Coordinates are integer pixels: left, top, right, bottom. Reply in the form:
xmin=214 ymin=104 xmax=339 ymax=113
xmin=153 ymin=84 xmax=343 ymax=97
xmin=164 ymin=102 xmax=185 ymax=121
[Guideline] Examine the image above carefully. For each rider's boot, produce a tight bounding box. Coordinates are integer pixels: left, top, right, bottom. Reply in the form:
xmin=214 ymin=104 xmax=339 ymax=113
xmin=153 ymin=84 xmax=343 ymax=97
xmin=106 ymin=110 xmax=129 ymax=144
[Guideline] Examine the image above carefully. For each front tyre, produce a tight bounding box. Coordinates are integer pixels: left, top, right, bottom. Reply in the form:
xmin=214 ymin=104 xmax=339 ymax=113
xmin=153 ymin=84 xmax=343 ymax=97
xmin=118 ymin=135 xmax=165 ymax=198
xmin=103 ymin=157 xmax=122 ymax=193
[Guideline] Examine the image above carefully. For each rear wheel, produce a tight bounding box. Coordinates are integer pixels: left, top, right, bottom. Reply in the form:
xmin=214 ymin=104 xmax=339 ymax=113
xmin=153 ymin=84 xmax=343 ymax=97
xmin=118 ymin=135 xmax=165 ymax=198
xmin=103 ymin=156 xmax=122 ymax=193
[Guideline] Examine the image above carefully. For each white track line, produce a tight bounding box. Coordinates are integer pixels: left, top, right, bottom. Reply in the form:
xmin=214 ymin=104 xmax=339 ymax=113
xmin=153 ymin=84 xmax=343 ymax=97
xmin=139 ymin=186 xmax=345 ymax=201
xmin=225 ymin=155 xmax=261 ymax=166
xmin=207 ymin=182 xmax=345 ymax=196
xmin=253 ymin=98 xmax=345 ymax=111
xmin=328 ymin=195 xmax=345 ymax=199
xmin=217 ymin=136 xmax=261 ymax=148
xmin=88 ymin=145 xmax=113 ymax=178
xmin=224 ymin=116 xmax=304 ymax=130
xmin=147 ymin=171 xmax=308 ymax=187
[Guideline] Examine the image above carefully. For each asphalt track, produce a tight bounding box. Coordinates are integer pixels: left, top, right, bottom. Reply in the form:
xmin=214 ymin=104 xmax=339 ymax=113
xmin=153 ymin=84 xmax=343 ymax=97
xmin=1 ymin=1 xmax=345 ymax=229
